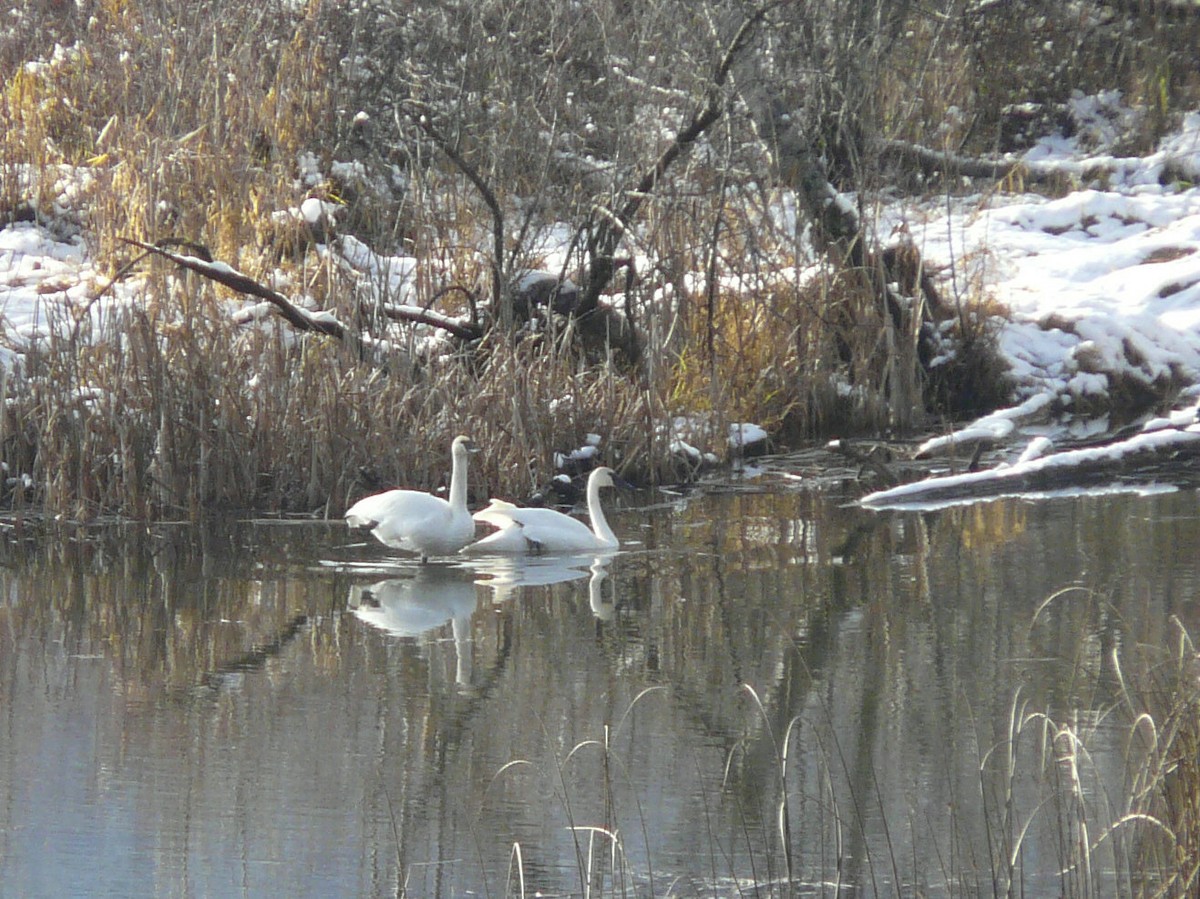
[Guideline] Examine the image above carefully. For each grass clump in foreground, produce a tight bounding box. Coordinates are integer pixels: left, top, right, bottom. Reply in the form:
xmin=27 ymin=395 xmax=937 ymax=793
xmin=1118 ymin=620 xmax=1200 ymax=896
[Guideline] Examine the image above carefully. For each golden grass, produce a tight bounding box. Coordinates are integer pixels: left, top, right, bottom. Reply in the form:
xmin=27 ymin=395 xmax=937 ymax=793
xmin=1118 ymin=621 xmax=1200 ymax=896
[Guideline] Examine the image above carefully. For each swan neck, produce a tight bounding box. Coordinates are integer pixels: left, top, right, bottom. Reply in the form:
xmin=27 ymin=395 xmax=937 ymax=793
xmin=587 ymin=477 xmax=617 ymax=545
xmin=449 ymin=446 xmax=470 ymax=511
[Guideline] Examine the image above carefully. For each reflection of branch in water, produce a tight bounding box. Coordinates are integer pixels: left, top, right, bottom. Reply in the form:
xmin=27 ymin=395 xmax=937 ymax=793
xmin=638 ymin=546 xmax=855 ymax=814
xmin=831 ymin=518 xmax=888 ymax=564
xmin=200 ymin=614 xmax=310 ymax=690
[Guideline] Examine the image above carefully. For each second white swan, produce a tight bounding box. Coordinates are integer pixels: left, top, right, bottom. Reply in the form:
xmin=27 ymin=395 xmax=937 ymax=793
xmin=464 ymin=466 xmax=620 ymax=554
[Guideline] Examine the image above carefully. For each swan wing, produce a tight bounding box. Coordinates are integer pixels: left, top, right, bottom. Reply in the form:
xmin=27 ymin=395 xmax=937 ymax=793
xmin=347 ymin=489 xmax=470 ymax=553
xmin=469 ymin=500 xmax=613 ymax=552
xmin=461 ymin=521 xmax=534 ymax=553
xmin=472 ymin=499 xmax=522 ymax=529
xmin=502 ymin=506 xmax=604 ymax=551
xmin=345 ymin=488 xmax=412 ymax=528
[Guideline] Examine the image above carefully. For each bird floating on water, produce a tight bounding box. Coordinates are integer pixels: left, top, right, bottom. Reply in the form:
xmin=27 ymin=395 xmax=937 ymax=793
xmin=344 ymin=435 xmax=479 ymax=562
xmin=464 ymin=466 xmax=620 ymax=554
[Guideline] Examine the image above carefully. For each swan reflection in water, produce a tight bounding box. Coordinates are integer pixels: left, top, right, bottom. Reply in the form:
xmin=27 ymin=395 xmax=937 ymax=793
xmin=348 ymin=565 xmax=480 ymax=686
xmin=348 ymin=556 xmax=619 ymax=684
xmin=461 ymin=552 xmax=616 ymax=618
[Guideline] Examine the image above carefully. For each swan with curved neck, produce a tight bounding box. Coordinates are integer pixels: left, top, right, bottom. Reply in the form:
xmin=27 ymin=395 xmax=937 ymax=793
xmin=345 ymin=435 xmax=479 ymax=562
xmin=464 ymin=466 xmax=620 ymax=554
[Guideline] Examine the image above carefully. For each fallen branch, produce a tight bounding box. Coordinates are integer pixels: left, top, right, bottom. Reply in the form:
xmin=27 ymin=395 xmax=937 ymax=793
xmin=121 ymin=237 xmax=483 ymax=346
xmin=828 ymin=439 xmax=900 ymax=486
xmin=875 ymin=138 xmax=1055 ymax=183
xmin=378 ymin=302 xmax=480 ymax=341
xmin=875 ymin=138 xmax=1166 ymax=189
xmin=121 ymin=237 xmax=348 ymax=339
xmin=861 ymin=425 xmax=1200 ymax=510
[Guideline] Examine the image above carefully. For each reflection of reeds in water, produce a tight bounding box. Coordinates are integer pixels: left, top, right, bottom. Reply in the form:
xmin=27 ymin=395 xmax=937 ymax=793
xmin=6 ymin=492 xmax=1200 ymax=896
xmin=484 ymin=621 xmax=1200 ymax=899
xmin=474 ymin=498 xmax=1200 ymax=897
xmin=0 ymin=522 xmax=348 ymax=696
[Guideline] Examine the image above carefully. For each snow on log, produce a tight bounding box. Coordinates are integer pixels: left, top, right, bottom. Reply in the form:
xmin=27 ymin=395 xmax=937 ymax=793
xmin=862 ymin=420 xmax=1200 ymax=510
xmin=914 ymin=393 xmax=1055 ymax=459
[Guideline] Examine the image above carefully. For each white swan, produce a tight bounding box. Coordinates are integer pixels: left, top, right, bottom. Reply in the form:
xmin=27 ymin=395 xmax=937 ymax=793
xmin=464 ymin=466 xmax=620 ymax=554
xmin=345 ymin=435 xmax=479 ymax=562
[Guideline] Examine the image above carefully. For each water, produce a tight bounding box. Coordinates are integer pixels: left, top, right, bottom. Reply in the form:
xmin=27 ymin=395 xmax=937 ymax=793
xmin=2 ymin=478 xmax=1199 ymax=897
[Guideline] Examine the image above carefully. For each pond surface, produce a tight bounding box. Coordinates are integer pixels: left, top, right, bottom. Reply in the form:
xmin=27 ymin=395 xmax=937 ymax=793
xmin=2 ymin=469 xmax=1199 ymax=898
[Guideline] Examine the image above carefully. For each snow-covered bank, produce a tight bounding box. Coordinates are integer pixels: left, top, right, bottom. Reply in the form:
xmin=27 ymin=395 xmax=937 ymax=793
xmin=850 ymin=104 xmax=1200 ymax=511
xmin=848 ymin=103 xmax=1200 ymax=509
xmin=905 ymin=104 xmax=1200 ymax=436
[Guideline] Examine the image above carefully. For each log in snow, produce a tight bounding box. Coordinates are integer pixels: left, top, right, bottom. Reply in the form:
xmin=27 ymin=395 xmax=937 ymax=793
xmin=861 ymin=418 xmax=1200 ymax=510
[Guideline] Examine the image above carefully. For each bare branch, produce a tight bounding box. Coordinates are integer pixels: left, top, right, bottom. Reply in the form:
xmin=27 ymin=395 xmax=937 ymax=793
xmin=378 ymin=303 xmax=480 ymax=341
xmin=121 ymin=237 xmax=349 ymax=339
xmin=398 ymin=104 xmax=507 ymax=320
xmin=120 ymin=238 xmax=482 ymax=349
xmin=583 ymin=1 xmax=781 ymax=309
xmin=617 ymin=2 xmax=780 ymax=226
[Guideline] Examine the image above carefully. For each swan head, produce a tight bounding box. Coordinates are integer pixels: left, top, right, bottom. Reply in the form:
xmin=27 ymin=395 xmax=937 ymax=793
xmin=452 ymin=435 xmax=480 ymax=457
xmin=590 ymin=466 xmax=633 ymax=491
xmin=590 ymin=466 xmax=617 ymax=488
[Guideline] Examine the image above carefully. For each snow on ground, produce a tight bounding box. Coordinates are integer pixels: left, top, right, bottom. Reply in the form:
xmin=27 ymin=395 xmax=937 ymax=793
xmin=855 ymin=101 xmax=1200 ymax=507
xmin=0 ymin=222 xmax=101 ymax=368
xmin=729 ymin=422 xmax=769 ymax=450
xmin=905 ymin=105 xmax=1200 ymax=421
xmin=3 ymin=94 xmax=1200 ymax=471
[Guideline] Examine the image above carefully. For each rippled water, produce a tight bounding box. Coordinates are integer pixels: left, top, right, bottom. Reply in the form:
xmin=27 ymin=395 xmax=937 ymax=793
xmin=2 ymin=477 xmax=1199 ymax=897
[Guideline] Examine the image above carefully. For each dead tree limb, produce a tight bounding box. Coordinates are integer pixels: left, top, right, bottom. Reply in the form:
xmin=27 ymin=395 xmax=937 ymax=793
xmin=120 ymin=237 xmax=483 ymax=347
xmin=377 ymin=303 xmax=480 ymax=341
xmin=122 ymin=237 xmax=349 ymax=338
xmin=828 ymin=439 xmax=901 ymax=486
xmin=875 ymin=138 xmax=1063 ymax=184
xmin=579 ymin=2 xmax=781 ymax=314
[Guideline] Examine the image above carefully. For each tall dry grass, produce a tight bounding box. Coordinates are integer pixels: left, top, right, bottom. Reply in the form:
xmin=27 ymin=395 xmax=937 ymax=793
xmin=0 ymin=3 xmax=633 ymax=517
xmin=4 ymin=277 xmax=662 ymax=518
xmin=1116 ymin=620 xmax=1200 ymax=896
